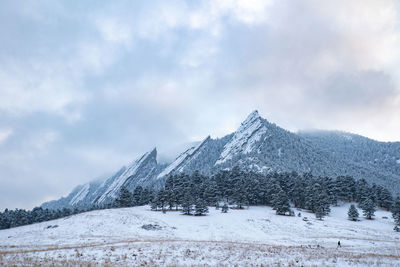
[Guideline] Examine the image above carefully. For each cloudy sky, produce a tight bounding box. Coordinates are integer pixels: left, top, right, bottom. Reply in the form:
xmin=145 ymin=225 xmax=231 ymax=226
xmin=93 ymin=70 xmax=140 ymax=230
xmin=1 ymin=0 xmax=400 ymax=210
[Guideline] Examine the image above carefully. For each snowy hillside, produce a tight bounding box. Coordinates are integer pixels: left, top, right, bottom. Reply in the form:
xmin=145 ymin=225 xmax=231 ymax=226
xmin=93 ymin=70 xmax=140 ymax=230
xmin=0 ymin=204 xmax=399 ymax=266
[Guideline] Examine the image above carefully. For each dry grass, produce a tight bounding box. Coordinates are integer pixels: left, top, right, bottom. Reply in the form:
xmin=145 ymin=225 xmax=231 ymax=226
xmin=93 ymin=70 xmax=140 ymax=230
xmin=1 ymin=239 xmax=399 ymax=266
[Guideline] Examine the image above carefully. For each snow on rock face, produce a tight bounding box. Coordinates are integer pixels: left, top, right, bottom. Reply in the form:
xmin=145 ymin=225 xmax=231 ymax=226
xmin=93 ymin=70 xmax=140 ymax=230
xmin=69 ymin=183 xmax=90 ymax=206
xmin=157 ymin=148 xmax=195 ymax=179
xmin=157 ymin=136 xmax=210 ymax=179
xmin=397 ymin=159 xmax=400 ymax=164
xmin=97 ymin=149 xmax=157 ymax=203
xmin=215 ymin=110 xmax=267 ymax=165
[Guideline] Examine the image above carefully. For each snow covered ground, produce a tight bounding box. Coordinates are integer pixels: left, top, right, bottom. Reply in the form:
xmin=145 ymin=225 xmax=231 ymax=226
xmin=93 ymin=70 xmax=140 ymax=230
xmin=0 ymin=204 xmax=399 ymax=266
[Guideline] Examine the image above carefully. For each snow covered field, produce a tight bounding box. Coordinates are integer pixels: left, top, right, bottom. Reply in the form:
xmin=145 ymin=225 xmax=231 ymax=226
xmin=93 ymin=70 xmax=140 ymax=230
xmin=0 ymin=204 xmax=399 ymax=266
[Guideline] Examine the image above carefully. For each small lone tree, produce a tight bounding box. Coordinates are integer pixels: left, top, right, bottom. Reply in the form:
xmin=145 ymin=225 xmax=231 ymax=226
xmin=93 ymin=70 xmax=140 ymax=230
xmin=347 ymin=204 xmax=359 ymax=221
xmin=221 ymin=203 xmax=229 ymax=213
xmin=361 ymin=198 xmax=376 ymax=219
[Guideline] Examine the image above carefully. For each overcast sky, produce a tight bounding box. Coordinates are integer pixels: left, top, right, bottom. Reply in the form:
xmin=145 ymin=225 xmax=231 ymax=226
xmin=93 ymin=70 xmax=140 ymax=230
xmin=1 ymin=0 xmax=400 ymax=210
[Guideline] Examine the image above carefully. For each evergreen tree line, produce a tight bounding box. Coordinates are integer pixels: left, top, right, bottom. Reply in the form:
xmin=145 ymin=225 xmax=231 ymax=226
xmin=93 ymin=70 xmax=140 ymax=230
xmin=150 ymin=167 xmax=400 ymax=224
xmin=112 ymin=186 xmax=156 ymax=208
xmin=2 ymin=167 xmax=400 ymax=230
xmin=0 ymin=185 xmax=155 ymax=230
xmin=0 ymin=207 xmax=83 ymax=230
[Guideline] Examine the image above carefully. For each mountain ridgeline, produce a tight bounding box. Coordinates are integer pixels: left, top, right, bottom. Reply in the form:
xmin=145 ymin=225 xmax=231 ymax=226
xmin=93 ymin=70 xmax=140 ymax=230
xmin=42 ymin=111 xmax=400 ymax=210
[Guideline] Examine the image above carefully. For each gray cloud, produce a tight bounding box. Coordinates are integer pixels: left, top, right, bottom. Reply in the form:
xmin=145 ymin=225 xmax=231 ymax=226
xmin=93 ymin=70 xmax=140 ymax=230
xmin=316 ymin=71 xmax=396 ymax=110
xmin=0 ymin=0 xmax=400 ymax=209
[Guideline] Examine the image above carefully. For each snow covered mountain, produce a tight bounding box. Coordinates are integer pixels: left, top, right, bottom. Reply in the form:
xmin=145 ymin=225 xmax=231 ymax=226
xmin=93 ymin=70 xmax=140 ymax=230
xmin=42 ymin=111 xmax=400 ymax=209
xmin=215 ymin=110 xmax=268 ymax=165
xmin=299 ymin=130 xmax=400 ymax=178
xmin=42 ymin=149 xmax=164 ymax=209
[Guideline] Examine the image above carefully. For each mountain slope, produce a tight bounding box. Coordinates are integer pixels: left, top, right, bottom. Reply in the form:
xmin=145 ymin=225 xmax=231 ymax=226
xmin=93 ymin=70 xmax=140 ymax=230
xmin=157 ymin=134 xmax=232 ymax=179
xmin=43 ymin=111 xmax=400 ymax=210
xmin=95 ymin=148 xmax=161 ymax=204
xmin=299 ymin=130 xmax=400 ymax=177
xmin=215 ymin=110 xmax=268 ymax=165
xmin=42 ymin=149 xmax=163 ymax=209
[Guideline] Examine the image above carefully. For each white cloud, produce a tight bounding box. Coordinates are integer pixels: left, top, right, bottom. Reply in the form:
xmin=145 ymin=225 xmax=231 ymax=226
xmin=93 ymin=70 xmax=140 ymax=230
xmin=0 ymin=65 xmax=88 ymax=119
xmin=103 ymin=75 xmax=189 ymax=110
xmin=94 ymin=17 xmax=133 ymax=46
xmin=27 ymin=130 xmax=59 ymax=153
xmin=0 ymin=128 xmax=13 ymax=145
xmin=212 ymin=0 xmax=273 ymax=24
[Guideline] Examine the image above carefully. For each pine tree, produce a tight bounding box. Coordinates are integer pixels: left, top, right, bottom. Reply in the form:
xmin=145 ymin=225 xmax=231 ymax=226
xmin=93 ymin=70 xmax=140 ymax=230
xmin=335 ymin=176 xmax=356 ymax=202
xmin=164 ymin=175 xmax=177 ymax=210
xmin=61 ymin=207 xmax=71 ymax=217
xmin=31 ymin=207 xmax=46 ymax=223
xmin=221 ymin=203 xmax=229 ymax=213
xmin=268 ymin=179 xmax=282 ymax=206
xmin=245 ymin=182 xmax=256 ymax=205
xmin=141 ymin=188 xmax=155 ymax=205
xmin=158 ymin=189 xmax=168 ymax=211
xmin=232 ymin=176 xmax=248 ymax=209
xmin=391 ymin=197 xmax=400 ymax=226
xmin=325 ymin=177 xmax=338 ymax=206
xmin=361 ymin=198 xmax=376 ymax=219
xmin=181 ymin=193 xmax=193 ymax=215
xmin=315 ymin=206 xmax=326 ymax=220
xmin=291 ymin=177 xmax=307 ymax=208
xmin=304 ymin=182 xmax=318 ymax=212
xmin=115 ymin=187 xmax=132 ymax=208
xmin=191 ymin=171 xmax=204 ymax=199
xmin=150 ymin=189 xmax=167 ymax=211
xmin=304 ymin=182 xmax=331 ymax=219
xmin=273 ymin=190 xmax=292 ymax=215
xmin=194 ymin=199 xmax=209 ymax=216
xmin=347 ymin=204 xmax=359 ymax=221
xmin=150 ymin=199 xmax=158 ymax=211
xmin=203 ymin=179 xmax=220 ymax=206
xmin=0 ymin=211 xmax=10 ymax=230
xmin=376 ymin=186 xmax=393 ymax=210
xmin=132 ymin=186 xmax=144 ymax=206
xmin=314 ymin=191 xmax=331 ymax=220
xmin=355 ymin=179 xmax=370 ymax=203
